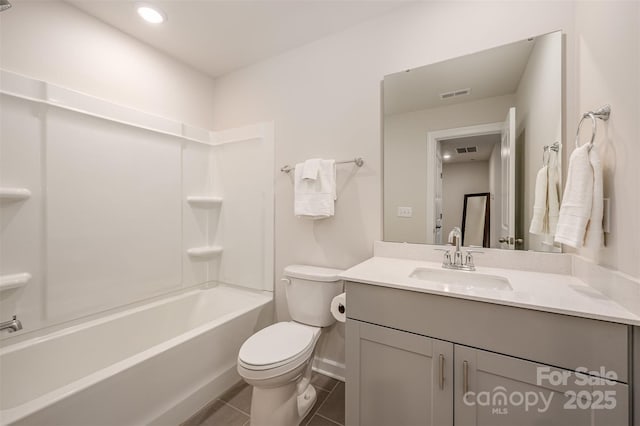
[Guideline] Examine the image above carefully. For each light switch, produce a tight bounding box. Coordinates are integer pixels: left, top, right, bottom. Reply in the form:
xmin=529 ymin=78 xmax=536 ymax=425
xmin=397 ymin=206 xmax=413 ymax=218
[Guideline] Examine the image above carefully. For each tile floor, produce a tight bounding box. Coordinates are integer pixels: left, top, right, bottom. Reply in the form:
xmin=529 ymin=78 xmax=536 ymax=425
xmin=182 ymin=372 xmax=345 ymax=426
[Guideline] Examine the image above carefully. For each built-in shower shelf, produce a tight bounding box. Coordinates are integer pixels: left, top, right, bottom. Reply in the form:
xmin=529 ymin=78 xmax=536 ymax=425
xmin=186 ymin=196 xmax=223 ymax=206
xmin=0 ymin=187 xmax=31 ymax=201
xmin=187 ymin=246 xmax=223 ymax=258
xmin=0 ymin=273 xmax=31 ymax=291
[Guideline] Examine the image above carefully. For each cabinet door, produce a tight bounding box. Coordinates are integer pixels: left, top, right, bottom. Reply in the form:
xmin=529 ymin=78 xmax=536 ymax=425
xmin=346 ymin=319 xmax=454 ymax=426
xmin=454 ymin=345 xmax=629 ymax=426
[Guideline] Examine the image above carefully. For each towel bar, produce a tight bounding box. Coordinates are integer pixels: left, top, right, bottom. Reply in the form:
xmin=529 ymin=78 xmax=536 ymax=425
xmin=280 ymin=157 xmax=364 ymax=173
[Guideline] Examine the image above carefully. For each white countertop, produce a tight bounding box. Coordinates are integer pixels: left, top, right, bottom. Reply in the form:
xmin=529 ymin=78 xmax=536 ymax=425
xmin=339 ymin=256 xmax=640 ymax=326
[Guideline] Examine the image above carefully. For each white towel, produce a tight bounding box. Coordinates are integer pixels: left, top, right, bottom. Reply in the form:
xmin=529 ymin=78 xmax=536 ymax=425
xmin=529 ymin=156 xmax=561 ymax=237
xmin=294 ymin=159 xmax=336 ymax=219
xmin=529 ymin=165 xmax=548 ymax=235
xmin=547 ymin=164 xmax=560 ymax=235
xmin=584 ymin=148 xmax=603 ymax=249
xmin=301 ymin=158 xmax=321 ymax=181
xmin=554 ymin=144 xmax=599 ymax=248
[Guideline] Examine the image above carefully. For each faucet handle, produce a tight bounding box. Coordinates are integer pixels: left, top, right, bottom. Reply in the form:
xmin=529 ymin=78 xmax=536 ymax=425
xmin=434 ymin=248 xmax=452 ymax=265
xmin=464 ymin=250 xmax=484 ymax=268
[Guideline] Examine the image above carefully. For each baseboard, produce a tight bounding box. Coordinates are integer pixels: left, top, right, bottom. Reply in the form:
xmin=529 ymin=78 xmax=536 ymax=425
xmin=312 ymin=356 xmax=345 ymax=382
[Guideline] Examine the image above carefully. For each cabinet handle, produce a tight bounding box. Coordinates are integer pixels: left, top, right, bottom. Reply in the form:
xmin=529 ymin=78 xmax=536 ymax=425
xmin=463 ymin=360 xmax=469 ymax=394
xmin=439 ymin=354 xmax=444 ymax=390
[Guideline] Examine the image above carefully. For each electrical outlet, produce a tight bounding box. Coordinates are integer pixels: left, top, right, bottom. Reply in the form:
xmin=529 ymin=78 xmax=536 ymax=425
xmin=397 ymin=206 xmax=413 ymax=218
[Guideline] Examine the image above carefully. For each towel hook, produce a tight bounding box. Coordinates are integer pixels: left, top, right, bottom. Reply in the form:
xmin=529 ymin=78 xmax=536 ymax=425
xmin=575 ymin=105 xmax=611 ymax=151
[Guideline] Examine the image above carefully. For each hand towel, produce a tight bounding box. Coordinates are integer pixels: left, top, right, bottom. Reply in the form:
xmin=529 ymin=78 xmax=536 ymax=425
xmin=583 ymin=148 xmax=603 ymax=249
xmin=294 ymin=159 xmax=336 ymax=219
xmin=529 ymin=165 xmax=548 ymax=235
xmin=547 ymin=164 xmax=560 ymax=235
xmin=301 ymin=158 xmax=321 ymax=181
xmin=554 ymin=144 xmax=594 ymax=248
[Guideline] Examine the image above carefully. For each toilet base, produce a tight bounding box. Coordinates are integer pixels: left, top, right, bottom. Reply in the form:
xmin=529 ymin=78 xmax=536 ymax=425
xmin=250 ymin=382 xmax=317 ymax=426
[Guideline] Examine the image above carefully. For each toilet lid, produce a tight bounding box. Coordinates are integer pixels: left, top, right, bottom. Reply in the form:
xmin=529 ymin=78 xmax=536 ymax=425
xmin=239 ymin=322 xmax=318 ymax=368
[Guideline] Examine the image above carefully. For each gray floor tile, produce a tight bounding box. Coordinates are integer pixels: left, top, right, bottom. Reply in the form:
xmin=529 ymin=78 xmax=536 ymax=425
xmin=307 ymin=414 xmax=342 ymax=426
xmin=310 ymin=372 xmax=339 ymax=392
xmin=219 ymin=380 xmax=252 ymax=414
xmin=180 ymin=399 xmax=220 ymax=426
xmin=317 ymin=381 xmax=345 ymax=425
xmin=184 ymin=374 xmax=342 ymax=426
xmin=199 ymin=400 xmax=249 ymax=426
xmin=301 ymin=388 xmax=330 ymax=425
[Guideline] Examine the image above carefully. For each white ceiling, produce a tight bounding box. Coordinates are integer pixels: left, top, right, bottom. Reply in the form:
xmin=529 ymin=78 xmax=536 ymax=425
xmin=383 ymin=37 xmax=535 ymax=116
xmin=68 ymin=1 xmax=405 ymax=78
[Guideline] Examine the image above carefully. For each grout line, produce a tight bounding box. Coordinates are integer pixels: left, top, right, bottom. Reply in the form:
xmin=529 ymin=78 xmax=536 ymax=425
xmin=219 ymin=398 xmax=251 ymax=417
xmin=180 ymin=398 xmax=222 ymax=426
xmin=219 ymin=383 xmax=252 ymax=416
xmin=312 ymin=387 xmax=333 ymax=421
xmin=315 ymin=413 xmax=344 ymax=426
xmin=313 ymin=379 xmax=344 ymax=426
xmin=313 ymin=373 xmax=339 ymax=393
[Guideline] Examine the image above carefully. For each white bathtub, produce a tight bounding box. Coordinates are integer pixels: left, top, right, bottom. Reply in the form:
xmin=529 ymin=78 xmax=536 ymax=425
xmin=0 ymin=284 xmax=272 ymax=425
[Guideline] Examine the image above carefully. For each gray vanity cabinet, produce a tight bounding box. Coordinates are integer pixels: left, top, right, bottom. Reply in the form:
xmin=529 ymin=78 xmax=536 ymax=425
xmin=345 ymin=319 xmax=454 ymax=426
xmin=454 ymin=345 xmax=629 ymax=426
xmin=345 ymin=281 xmax=631 ymax=426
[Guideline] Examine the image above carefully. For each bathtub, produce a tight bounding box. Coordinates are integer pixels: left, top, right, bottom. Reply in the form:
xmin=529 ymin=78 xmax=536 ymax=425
xmin=0 ymin=284 xmax=272 ymax=425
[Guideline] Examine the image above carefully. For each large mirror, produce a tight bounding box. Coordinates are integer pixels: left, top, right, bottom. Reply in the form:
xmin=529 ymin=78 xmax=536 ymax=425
xmin=383 ymin=31 xmax=562 ymax=252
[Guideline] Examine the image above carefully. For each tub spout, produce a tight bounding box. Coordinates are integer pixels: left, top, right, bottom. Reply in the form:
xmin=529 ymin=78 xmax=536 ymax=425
xmin=0 ymin=315 xmax=22 ymax=333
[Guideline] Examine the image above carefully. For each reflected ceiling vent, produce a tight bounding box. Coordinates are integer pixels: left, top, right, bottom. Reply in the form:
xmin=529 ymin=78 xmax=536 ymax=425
xmin=440 ymin=88 xmax=471 ymax=100
xmin=455 ymin=146 xmax=478 ymax=154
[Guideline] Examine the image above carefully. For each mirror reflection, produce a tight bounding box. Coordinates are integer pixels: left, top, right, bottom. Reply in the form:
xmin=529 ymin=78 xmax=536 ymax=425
xmin=462 ymin=193 xmax=490 ymax=248
xmin=383 ymin=31 xmax=562 ymax=252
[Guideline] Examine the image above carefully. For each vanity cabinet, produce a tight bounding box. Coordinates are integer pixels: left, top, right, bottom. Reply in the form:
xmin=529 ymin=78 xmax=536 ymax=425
xmin=345 ymin=281 xmax=631 ymax=426
xmin=454 ymin=345 xmax=628 ymax=426
xmin=346 ymin=320 xmax=453 ymax=426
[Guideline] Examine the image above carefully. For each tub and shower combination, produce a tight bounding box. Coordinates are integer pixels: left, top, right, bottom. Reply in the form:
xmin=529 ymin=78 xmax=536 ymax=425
xmin=0 ymin=285 xmax=271 ymax=425
xmin=0 ymin=71 xmax=275 ymax=425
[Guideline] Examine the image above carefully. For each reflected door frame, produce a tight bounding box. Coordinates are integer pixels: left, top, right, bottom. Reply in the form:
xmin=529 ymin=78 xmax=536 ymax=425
xmin=426 ymin=122 xmax=502 ymax=244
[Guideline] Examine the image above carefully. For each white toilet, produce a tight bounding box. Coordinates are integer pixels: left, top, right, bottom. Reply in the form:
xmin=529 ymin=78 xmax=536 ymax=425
xmin=237 ymin=264 xmax=344 ymax=426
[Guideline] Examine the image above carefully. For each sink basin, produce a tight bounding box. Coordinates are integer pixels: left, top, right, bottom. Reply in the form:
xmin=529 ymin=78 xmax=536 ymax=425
xmin=409 ymin=267 xmax=512 ymax=291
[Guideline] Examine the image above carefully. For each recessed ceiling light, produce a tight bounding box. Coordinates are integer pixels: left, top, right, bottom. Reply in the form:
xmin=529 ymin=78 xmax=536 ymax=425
xmin=137 ymin=4 xmax=166 ymax=24
xmin=443 ymin=154 xmax=452 ymax=160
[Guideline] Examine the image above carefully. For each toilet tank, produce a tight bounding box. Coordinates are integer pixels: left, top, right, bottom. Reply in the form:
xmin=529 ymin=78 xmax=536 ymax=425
xmin=283 ymin=265 xmax=344 ymax=327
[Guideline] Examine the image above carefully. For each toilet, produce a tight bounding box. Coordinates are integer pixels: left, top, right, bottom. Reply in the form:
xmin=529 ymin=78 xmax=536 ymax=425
xmin=237 ymin=264 xmax=344 ymax=426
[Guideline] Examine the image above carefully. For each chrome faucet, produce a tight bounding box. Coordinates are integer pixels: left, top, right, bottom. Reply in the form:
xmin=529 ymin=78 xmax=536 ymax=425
xmin=0 ymin=315 xmax=22 ymax=333
xmin=448 ymin=227 xmax=463 ymax=266
xmin=437 ymin=227 xmax=482 ymax=271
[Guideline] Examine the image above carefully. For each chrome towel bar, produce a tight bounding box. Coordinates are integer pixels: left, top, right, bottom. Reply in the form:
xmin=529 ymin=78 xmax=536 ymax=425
xmin=280 ymin=157 xmax=364 ymax=173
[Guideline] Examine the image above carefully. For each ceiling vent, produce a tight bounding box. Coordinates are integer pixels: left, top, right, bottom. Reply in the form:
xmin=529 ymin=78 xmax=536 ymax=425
xmin=440 ymin=88 xmax=471 ymax=100
xmin=455 ymin=146 xmax=478 ymax=154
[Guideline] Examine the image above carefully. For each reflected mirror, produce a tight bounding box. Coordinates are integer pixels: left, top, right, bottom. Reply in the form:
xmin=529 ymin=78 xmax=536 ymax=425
xmin=462 ymin=193 xmax=490 ymax=248
xmin=382 ymin=30 xmax=562 ymax=252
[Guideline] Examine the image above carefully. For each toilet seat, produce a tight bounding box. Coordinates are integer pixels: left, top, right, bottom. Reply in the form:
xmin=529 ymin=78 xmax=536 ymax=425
xmin=238 ymin=322 xmax=320 ymax=372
